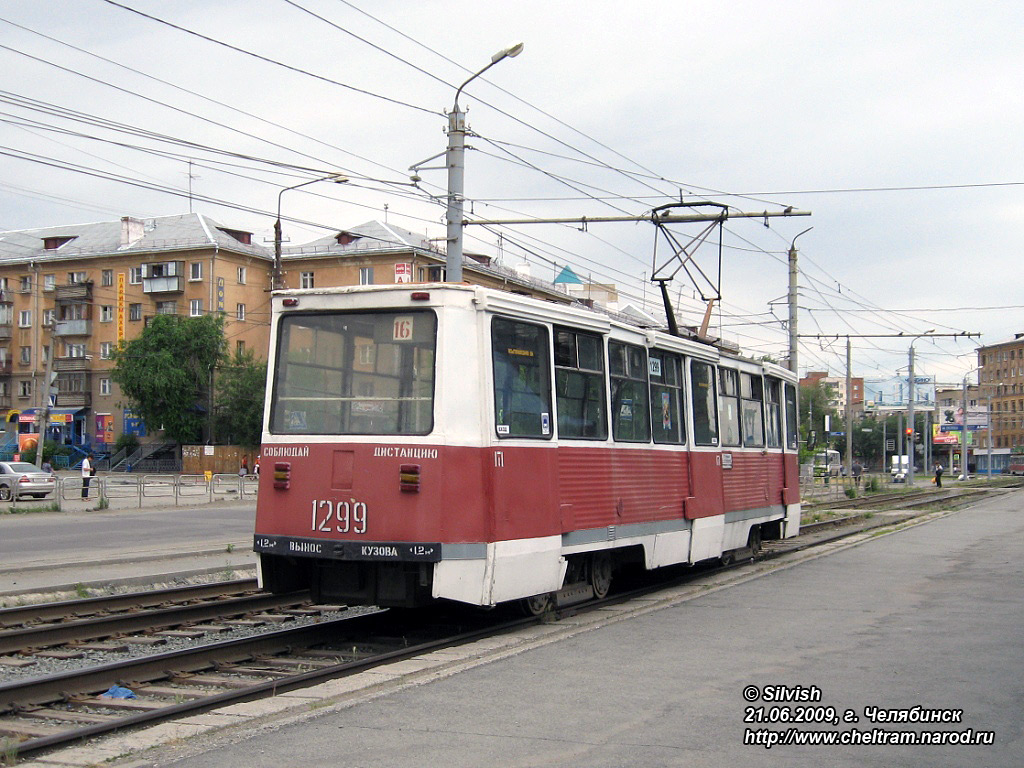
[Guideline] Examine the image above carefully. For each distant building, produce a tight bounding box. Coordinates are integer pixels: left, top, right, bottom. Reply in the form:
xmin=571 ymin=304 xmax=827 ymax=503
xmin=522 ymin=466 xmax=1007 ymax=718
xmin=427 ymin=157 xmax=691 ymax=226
xmin=976 ymin=334 xmax=1024 ymax=469
xmin=799 ymin=371 xmax=864 ymax=415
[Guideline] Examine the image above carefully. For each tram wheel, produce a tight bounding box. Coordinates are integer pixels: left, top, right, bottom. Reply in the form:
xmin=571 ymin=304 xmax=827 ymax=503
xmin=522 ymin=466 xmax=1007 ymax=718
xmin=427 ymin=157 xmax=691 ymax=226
xmin=519 ymin=593 xmax=552 ymax=617
xmin=590 ymin=552 xmax=613 ymax=599
xmin=720 ymin=550 xmax=736 ymax=566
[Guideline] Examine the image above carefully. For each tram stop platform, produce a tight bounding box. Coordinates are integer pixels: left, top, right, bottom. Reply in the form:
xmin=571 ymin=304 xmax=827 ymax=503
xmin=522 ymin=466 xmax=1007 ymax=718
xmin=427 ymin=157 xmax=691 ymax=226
xmin=16 ymin=491 xmax=1024 ymax=768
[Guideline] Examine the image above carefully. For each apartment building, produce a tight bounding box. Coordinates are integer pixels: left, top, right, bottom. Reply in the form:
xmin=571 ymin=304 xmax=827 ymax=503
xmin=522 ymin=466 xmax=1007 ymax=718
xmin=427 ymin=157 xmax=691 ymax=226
xmin=0 ymin=214 xmax=571 ymax=450
xmin=977 ymin=334 xmax=1024 ymax=459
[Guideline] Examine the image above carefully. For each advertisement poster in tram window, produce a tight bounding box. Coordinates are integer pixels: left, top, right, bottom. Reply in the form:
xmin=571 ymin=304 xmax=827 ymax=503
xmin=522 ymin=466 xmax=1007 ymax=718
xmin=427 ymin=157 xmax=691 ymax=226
xmin=95 ymin=414 xmax=114 ymax=445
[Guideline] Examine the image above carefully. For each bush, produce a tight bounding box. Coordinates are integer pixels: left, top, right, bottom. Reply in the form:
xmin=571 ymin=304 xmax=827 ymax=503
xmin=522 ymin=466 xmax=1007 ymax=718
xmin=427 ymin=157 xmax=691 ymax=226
xmin=866 ymin=477 xmax=881 ymax=493
xmin=115 ymin=433 xmax=140 ymax=454
xmin=845 ymin=487 xmax=857 ymax=499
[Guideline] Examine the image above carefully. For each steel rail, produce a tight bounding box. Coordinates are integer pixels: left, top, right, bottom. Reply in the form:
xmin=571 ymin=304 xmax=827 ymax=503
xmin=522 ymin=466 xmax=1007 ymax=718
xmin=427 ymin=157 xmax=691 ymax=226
xmin=0 ymin=590 xmax=308 ymax=655
xmin=0 ymin=579 xmax=258 ymax=628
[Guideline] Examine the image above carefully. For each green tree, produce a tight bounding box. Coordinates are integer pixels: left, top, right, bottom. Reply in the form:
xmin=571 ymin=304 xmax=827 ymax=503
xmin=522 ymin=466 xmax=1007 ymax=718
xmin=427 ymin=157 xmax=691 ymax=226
xmin=111 ymin=314 xmax=226 ymax=444
xmin=215 ymin=347 xmax=267 ymax=448
xmin=799 ymin=381 xmax=837 ymax=460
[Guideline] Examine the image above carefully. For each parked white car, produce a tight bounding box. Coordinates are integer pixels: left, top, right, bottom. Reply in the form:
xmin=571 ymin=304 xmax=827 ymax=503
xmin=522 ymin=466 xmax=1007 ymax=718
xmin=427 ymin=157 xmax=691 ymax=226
xmin=0 ymin=461 xmax=57 ymax=500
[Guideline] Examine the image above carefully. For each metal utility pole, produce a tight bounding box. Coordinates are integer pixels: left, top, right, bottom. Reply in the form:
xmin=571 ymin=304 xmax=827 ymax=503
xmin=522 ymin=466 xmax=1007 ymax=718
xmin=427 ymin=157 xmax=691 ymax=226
xmin=273 ymin=174 xmax=348 ymax=290
xmin=907 ymin=344 xmax=916 ymax=486
xmin=788 ymin=228 xmax=812 ymax=376
xmin=845 ymin=337 xmax=853 ymax=476
xmin=443 ymin=42 xmax=524 ymax=283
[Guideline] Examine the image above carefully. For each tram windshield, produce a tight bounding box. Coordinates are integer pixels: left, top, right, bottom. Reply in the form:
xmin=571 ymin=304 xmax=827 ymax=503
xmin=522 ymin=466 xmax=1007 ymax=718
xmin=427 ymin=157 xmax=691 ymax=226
xmin=269 ymin=310 xmax=436 ymax=435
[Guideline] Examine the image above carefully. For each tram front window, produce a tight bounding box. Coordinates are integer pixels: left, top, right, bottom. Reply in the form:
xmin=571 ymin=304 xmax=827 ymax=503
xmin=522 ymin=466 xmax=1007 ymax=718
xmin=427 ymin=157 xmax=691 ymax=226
xmin=270 ymin=311 xmax=436 ymax=435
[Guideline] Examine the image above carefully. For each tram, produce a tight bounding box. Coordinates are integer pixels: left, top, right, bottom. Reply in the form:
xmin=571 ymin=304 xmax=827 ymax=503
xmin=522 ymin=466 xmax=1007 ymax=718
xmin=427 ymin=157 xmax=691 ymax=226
xmin=253 ymin=283 xmax=800 ymax=611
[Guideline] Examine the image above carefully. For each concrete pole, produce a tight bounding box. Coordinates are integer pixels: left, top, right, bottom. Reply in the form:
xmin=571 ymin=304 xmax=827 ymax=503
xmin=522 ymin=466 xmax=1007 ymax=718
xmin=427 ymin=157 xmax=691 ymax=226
xmin=445 ymin=105 xmax=466 ymax=283
xmin=787 ymin=228 xmax=812 ymax=376
xmin=445 ymin=42 xmax=524 ymax=284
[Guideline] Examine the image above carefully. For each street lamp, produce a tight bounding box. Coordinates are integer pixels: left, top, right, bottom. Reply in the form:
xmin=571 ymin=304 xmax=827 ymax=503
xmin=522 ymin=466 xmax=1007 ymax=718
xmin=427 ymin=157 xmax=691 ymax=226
xmin=904 ymin=330 xmax=933 ymax=487
xmin=273 ymin=173 xmax=349 ymax=290
xmin=444 ymin=42 xmax=524 ymax=283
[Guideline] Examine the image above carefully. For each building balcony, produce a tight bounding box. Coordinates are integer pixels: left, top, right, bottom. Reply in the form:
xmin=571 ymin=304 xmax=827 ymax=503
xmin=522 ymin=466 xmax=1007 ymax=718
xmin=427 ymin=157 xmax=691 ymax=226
xmin=0 ymin=324 xmax=11 ymax=341
xmin=55 ymin=282 xmax=93 ymax=302
xmin=0 ymin=395 xmax=10 ymax=410
xmin=56 ymin=391 xmax=91 ymax=408
xmin=54 ymin=320 xmax=92 ymax=337
xmin=0 ymin=361 xmax=11 ymax=376
xmin=54 ymin=356 xmax=92 ymax=372
xmin=143 ymin=275 xmax=185 ymax=294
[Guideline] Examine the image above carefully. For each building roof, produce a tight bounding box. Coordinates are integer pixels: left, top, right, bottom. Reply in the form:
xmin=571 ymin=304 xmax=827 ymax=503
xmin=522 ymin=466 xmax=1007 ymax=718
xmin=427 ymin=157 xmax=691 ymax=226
xmin=0 ymin=213 xmax=266 ymax=265
xmin=282 ymin=220 xmax=437 ymax=258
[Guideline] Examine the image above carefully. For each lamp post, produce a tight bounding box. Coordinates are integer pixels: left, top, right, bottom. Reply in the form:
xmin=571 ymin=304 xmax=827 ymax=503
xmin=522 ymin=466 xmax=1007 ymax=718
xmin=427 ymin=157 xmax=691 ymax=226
xmin=960 ymin=367 xmax=981 ymax=481
xmin=444 ymin=42 xmax=524 ymax=283
xmin=273 ymin=173 xmax=349 ymax=290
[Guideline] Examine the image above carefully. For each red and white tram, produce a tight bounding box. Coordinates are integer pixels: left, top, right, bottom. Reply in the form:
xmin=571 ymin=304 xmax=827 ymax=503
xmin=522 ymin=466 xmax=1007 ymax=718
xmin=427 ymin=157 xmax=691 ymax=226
xmin=254 ymin=283 xmax=800 ymax=610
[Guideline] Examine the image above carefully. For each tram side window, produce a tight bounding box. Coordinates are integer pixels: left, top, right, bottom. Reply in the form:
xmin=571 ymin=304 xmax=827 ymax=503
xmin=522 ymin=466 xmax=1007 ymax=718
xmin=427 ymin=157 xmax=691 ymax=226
xmin=491 ymin=317 xmax=552 ymax=439
xmin=765 ymin=377 xmax=782 ymax=448
xmin=784 ymin=383 xmax=799 ymax=450
xmin=650 ymin=351 xmax=685 ymax=444
xmin=690 ymin=361 xmax=719 ymax=446
xmin=554 ymin=327 xmax=607 ymax=439
xmin=719 ymin=368 xmax=741 ymax=447
xmin=740 ymin=373 xmax=765 ymax=448
xmin=609 ymin=341 xmax=650 ymax=442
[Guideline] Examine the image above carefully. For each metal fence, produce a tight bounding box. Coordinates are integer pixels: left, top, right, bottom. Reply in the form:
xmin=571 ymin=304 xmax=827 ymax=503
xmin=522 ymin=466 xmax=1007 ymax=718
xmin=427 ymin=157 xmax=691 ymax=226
xmin=0 ymin=473 xmax=258 ymax=511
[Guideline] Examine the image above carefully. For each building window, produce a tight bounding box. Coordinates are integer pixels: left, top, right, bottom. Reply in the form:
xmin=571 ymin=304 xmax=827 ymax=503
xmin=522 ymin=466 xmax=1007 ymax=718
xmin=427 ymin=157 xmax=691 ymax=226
xmin=19 ymin=276 xmax=31 ymax=293
xmin=100 ymin=305 xmax=114 ymax=322
xmin=102 ymin=269 xmax=114 ymax=287
xmin=237 ymin=266 xmax=247 ymax=284
xmin=18 ymin=310 xmax=31 ymax=328
xmin=68 ymin=271 xmax=87 ymax=285
xmin=157 ymin=301 xmax=176 ymax=315
xmin=66 ymin=343 xmax=86 ymax=358
xmin=300 ymin=272 xmax=314 ymax=289
xmin=190 ymin=299 xmax=203 ymax=317
xmin=42 ymin=345 xmax=49 ymax=363
xmin=129 ymin=267 xmax=142 ymax=284
xmin=100 ymin=342 xmax=113 ymax=359
xmin=359 ymin=267 xmax=374 ymax=285
xmin=129 ymin=303 xmax=142 ymax=321
xmin=236 ymin=340 xmax=245 ymax=355
xmin=19 ymin=346 xmax=31 ymax=365
xmin=18 ymin=380 xmax=31 ymax=398
xmin=190 ymin=262 xmax=203 ymax=281
xmin=236 ymin=303 xmax=245 ymax=321
xmin=43 ymin=274 xmax=55 ymax=292
xmin=100 ymin=378 xmax=111 ymax=396
xmin=42 ymin=308 xmax=55 ymax=327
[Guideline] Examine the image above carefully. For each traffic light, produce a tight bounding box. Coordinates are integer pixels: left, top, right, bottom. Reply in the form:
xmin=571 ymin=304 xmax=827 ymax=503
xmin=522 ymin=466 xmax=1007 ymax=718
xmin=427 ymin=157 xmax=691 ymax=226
xmin=905 ymin=427 xmax=913 ymax=436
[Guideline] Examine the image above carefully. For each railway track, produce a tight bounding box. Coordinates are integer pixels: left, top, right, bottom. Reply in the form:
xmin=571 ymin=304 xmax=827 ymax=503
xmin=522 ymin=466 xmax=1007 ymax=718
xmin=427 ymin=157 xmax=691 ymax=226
xmin=0 ymin=493 xmax=999 ymax=762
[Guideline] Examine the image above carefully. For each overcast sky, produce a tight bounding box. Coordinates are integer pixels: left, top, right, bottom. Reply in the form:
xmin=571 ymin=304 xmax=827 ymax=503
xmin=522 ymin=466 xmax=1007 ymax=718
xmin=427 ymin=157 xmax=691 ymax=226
xmin=1 ymin=0 xmax=1021 ymax=385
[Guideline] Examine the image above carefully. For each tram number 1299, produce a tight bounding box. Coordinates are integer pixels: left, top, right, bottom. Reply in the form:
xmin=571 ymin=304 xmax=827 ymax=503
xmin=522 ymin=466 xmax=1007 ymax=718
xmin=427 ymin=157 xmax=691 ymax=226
xmin=311 ymin=499 xmax=368 ymax=534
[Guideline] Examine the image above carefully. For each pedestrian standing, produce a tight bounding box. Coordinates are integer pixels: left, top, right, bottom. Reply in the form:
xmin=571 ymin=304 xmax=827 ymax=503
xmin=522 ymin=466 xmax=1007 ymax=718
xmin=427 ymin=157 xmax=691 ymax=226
xmin=239 ymin=456 xmax=248 ymax=477
xmin=852 ymin=460 xmax=863 ymax=487
xmin=81 ymin=453 xmax=93 ymax=499
xmin=934 ymin=462 xmax=944 ymax=488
